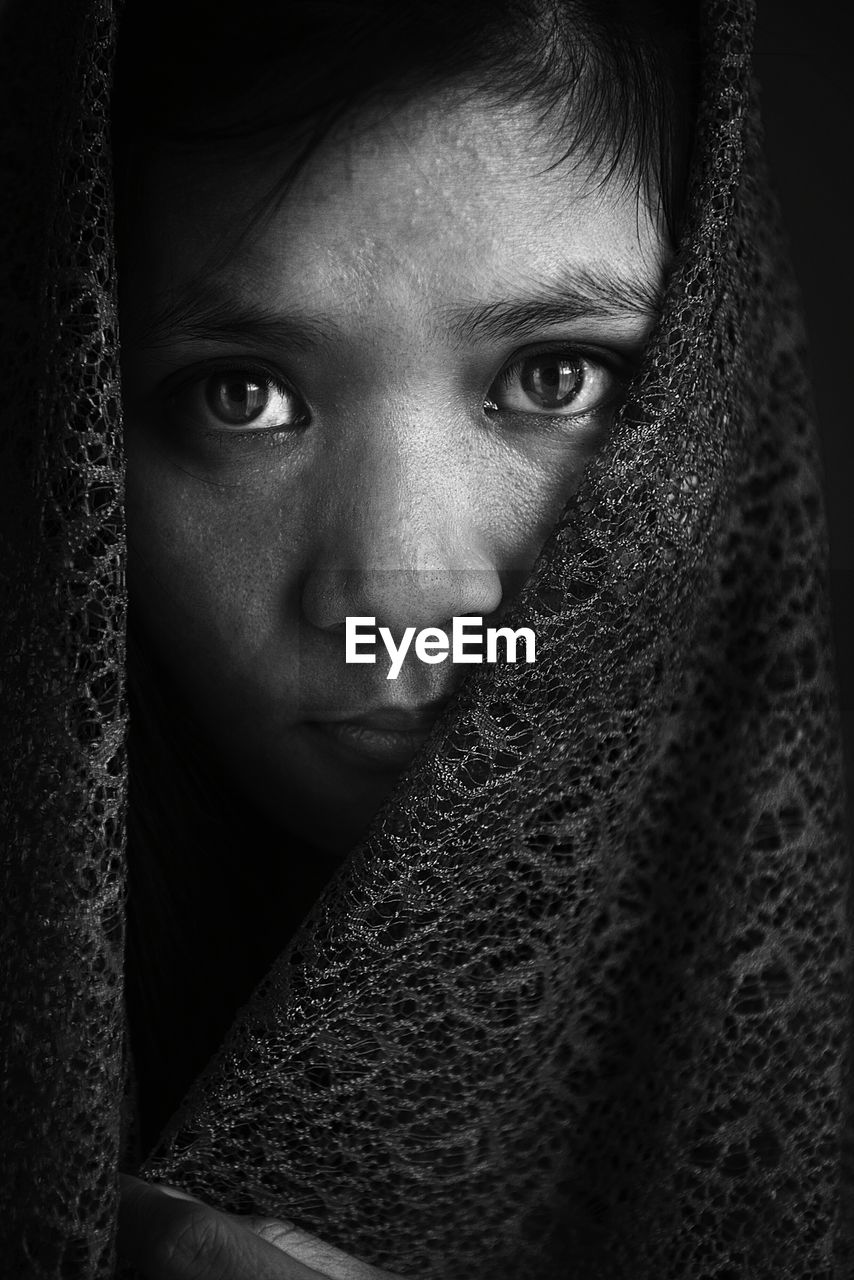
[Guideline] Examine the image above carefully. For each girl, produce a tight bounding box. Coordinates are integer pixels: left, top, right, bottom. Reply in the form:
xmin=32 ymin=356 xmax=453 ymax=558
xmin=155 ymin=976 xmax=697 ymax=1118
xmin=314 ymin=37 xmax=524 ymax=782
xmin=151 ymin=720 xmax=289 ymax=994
xmin=0 ymin=1 xmax=849 ymax=1277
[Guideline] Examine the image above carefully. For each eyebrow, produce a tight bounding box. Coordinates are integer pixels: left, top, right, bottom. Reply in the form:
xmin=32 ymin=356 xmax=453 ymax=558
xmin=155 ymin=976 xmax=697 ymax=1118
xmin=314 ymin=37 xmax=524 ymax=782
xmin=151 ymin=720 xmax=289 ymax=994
xmin=442 ymin=264 xmax=666 ymax=345
xmin=129 ymin=262 xmax=666 ymax=353
xmin=128 ymin=281 xmax=342 ymax=353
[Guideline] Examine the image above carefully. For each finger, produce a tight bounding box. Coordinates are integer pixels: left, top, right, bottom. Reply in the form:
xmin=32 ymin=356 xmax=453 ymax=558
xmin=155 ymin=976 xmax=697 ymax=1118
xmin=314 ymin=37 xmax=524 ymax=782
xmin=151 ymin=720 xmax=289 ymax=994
xmin=154 ymin=1182 xmax=204 ymax=1204
xmin=247 ymin=1216 xmax=404 ymax=1280
xmin=118 ymin=1175 xmax=328 ymax=1280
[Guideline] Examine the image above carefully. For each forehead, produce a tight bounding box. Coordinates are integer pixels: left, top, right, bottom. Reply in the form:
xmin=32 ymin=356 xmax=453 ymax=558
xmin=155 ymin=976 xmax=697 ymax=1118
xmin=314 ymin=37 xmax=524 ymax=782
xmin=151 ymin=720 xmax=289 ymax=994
xmin=122 ymin=88 xmax=667 ymax=331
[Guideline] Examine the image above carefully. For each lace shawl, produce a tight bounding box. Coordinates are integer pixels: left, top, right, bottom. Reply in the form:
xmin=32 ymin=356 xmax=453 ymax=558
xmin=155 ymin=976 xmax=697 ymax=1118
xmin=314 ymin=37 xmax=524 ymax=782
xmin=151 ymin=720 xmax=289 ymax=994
xmin=0 ymin=1 xmax=851 ymax=1276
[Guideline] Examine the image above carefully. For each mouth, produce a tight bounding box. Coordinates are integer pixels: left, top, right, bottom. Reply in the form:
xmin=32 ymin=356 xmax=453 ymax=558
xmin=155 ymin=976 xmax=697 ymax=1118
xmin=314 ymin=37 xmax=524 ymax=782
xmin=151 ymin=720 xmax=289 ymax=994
xmin=309 ymin=699 xmax=451 ymax=771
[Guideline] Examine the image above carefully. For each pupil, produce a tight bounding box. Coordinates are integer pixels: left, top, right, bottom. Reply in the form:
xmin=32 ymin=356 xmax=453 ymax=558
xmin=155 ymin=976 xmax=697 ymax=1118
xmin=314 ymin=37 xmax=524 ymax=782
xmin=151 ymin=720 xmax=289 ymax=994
xmin=522 ymin=357 xmax=581 ymax=409
xmin=209 ymin=376 xmax=268 ymax=423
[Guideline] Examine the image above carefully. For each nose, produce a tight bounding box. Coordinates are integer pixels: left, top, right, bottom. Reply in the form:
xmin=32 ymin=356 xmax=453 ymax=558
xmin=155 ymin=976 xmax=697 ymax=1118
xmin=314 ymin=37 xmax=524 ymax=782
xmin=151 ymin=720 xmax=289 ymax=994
xmin=300 ymin=415 xmax=504 ymax=635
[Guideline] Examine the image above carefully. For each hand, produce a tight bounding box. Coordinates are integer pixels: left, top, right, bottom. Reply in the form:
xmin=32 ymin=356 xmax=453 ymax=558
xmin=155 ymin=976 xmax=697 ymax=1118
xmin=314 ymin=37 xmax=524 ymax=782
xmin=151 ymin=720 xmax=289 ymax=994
xmin=118 ymin=1174 xmax=405 ymax=1280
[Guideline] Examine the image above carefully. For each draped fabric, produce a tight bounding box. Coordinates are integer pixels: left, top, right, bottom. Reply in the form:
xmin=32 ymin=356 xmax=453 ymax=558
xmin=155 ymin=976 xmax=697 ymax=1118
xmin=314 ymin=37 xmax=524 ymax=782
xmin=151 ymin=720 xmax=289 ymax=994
xmin=0 ymin=1 xmax=851 ymax=1277
xmin=0 ymin=2 xmax=126 ymax=1276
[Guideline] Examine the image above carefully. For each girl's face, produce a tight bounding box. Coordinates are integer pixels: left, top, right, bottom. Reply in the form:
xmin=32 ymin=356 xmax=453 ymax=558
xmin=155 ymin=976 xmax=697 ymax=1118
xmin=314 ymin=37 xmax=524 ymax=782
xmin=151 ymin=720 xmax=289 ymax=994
xmin=121 ymin=88 xmax=669 ymax=853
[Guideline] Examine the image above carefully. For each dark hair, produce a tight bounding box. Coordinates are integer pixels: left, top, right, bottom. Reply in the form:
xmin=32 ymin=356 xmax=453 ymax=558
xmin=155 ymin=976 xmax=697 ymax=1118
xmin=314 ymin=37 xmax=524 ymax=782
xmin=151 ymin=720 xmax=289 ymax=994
xmin=113 ymin=0 xmax=700 ymax=243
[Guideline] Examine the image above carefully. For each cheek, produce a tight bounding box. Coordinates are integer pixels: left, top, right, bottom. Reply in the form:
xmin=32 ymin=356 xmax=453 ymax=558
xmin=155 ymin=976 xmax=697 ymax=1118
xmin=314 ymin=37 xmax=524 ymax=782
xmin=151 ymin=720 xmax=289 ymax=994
xmin=124 ymin=430 xmax=306 ymax=711
xmin=485 ymin=417 xmax=612 ymax=566
xmin=124 ymin=410 xmax=607 ymax=642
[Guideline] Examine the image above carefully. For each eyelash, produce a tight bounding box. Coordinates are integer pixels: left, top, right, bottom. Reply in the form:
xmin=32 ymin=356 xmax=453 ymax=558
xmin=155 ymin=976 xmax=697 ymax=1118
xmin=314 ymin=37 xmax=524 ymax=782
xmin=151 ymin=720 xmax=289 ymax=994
xmin=164 ymin=361 xmax=309 ymax=438
xmin=484 ymin=344 xmax=628 ymax=421
xmin=162 ymin=343 xmax=630 ymax=442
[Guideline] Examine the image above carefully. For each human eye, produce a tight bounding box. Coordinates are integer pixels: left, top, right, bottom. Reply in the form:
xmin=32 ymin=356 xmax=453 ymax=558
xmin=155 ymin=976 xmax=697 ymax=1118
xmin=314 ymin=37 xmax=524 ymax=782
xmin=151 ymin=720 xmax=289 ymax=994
xmin=483 ymin=348 xmax=625 ymax=419
xmin=165 ymin=364 xmax=309 ymax=434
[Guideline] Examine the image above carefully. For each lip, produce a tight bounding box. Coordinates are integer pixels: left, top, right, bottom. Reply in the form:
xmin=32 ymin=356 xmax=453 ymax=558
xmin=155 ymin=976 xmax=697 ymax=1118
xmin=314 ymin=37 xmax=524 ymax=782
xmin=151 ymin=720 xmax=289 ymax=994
xmin=344 ymin=703 xmax=449 ymax=731
xmin=309 ymin=700 xmax=451 ymax=771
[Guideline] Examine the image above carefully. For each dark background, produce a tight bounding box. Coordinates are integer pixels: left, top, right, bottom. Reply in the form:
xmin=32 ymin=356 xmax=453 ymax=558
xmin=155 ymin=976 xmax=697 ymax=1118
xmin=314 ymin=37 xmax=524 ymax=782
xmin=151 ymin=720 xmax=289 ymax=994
xmin=754 ymin=4 xmax=851 ymax=801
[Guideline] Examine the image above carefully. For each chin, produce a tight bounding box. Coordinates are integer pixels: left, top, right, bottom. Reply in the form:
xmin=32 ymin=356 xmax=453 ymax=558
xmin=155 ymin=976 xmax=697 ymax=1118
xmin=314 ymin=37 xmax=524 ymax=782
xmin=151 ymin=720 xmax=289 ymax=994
xmin=249 ymin=761 xmax=401 ymax=857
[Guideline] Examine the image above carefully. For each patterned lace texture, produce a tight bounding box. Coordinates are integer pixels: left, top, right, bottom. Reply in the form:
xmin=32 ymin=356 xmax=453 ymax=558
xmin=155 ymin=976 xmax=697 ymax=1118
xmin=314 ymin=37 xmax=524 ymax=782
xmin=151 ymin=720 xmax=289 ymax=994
xmin=0 ymin=1 xmax=126 ymax=1277
xmin=0 ymin=1 xmax=851 ymax=1277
